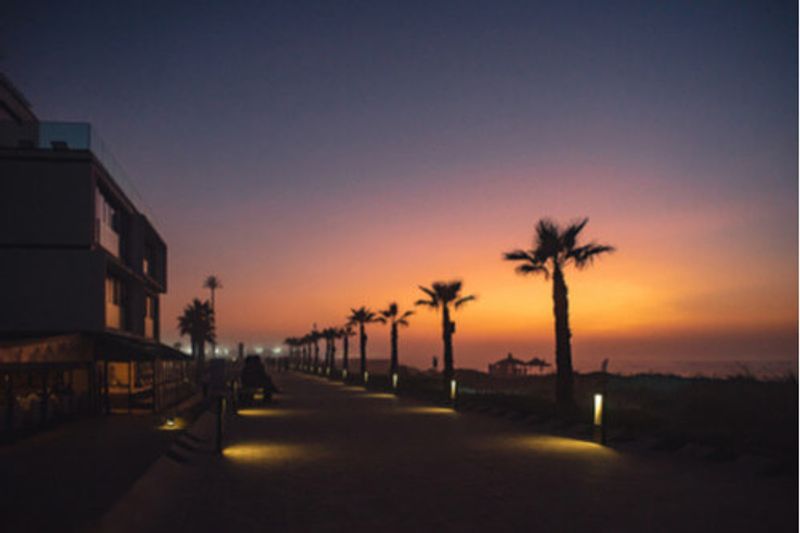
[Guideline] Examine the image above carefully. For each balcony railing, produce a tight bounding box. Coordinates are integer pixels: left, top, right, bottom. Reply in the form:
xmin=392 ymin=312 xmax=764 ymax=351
xmin=0 ymin=120 xmax=156 ymax=223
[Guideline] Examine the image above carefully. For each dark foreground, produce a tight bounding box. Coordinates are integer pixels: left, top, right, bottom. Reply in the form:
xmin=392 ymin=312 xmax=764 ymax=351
xmin=94 ymin=372 xmax=796 ymax=533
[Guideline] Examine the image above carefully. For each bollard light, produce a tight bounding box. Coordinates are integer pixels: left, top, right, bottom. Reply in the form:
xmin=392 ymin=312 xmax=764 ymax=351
xmin=450 ymin=379 xmax=457 ymax=401
xmin=392 ymin=373 xmax=398 ymax=389
xmin=593 ymin=393 xmax=603 ymax=427
xmin=343 ymin=369 xmax=348 ymax=379
xmin=364 ymin=371 xmax=369 ymax=384
xmin=593 ymin=393 xmax=606 ymax=445
xmin=165 ymin=416 xmax=176 ymax=428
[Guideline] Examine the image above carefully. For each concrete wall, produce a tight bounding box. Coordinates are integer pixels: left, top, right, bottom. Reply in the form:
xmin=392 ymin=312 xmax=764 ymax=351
xmin=0 ymin=156 xmax=94 ymax=247
xmin=0 ymin=249 xmax=105 ymax=333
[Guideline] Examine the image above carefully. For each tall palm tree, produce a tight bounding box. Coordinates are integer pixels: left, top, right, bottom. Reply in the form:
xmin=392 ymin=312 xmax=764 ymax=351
xmin=177 ymin=299 xmax=215 ymax=384
xmin=347 ymin=307 xmax=379 ymax=382
xmin=340 ymin=323 xmax=355 ymax=376
xmin=377 ymin=303 xmax=414 ymax=378
xmin=203 ymin=275 xmax=222 ymax=357
xmin=504 ymin=217 xmax=614 ymax=409
xmin=203 ymin=275 xmax=223 ymax=309
xmin=415 ymin=281 xmax=476 ymax=385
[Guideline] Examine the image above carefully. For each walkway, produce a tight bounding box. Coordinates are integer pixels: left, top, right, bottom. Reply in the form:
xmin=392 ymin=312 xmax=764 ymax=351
xmin=98 ymin=372 xmax=796 ymax=532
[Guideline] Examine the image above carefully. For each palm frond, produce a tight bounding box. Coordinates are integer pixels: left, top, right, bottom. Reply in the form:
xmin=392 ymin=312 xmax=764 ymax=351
xmin=454 ymin=294 xmax=476 ymax=309
xmin=569 ymin=243 xmax=615 ymax=268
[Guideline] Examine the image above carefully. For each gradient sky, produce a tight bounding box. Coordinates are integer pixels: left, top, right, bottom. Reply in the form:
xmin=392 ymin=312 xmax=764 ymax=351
xmin=3 ymin=1 xmax=797 ymax=373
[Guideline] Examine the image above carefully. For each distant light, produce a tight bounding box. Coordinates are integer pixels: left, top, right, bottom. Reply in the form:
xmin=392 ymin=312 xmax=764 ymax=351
xmin=272 ymin=346 xmax=282 ymax=354
xmin=450 ymin=379 xmax=457 ymax=401
xmin=254 ymin=346 xmax=264 ymax=354
xmin=593 ymin=393 xmax=604 ymax=427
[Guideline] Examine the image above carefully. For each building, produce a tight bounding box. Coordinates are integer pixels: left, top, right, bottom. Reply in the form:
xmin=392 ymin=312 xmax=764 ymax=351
xmin=0 ymin=74 xmax=192 ymax=436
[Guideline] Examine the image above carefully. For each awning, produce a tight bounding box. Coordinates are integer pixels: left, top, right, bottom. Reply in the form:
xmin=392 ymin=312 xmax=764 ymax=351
xmin=93 ymin=332 xmax=190 ymax=362
xmin=0 ymin=332 xmax=191 ymax=365
xmin=0 ymin=334 xmax=93 ymax=365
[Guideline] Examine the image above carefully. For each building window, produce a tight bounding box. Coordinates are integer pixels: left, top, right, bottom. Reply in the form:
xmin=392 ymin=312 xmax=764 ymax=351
xmin=145 ymin=295 xmax=156 ymax=339
xmin=95 ymin=188 xmax=120 ymax=258
xmin=105 ymin=275 xmax=124 ymax=329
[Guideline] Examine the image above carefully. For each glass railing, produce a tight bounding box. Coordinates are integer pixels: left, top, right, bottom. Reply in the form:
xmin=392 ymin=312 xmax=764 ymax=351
xmin=0 ymin=120 xmax=157 ymax=224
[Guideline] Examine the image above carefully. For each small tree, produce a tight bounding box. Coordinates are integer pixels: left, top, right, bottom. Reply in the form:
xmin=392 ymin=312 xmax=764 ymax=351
xmin=177 ymin=299 xmax=215 ymax=386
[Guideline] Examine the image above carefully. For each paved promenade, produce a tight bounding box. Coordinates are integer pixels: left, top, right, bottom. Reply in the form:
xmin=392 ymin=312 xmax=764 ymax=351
xmin=98 ymin=372 xmax=796 ymax=533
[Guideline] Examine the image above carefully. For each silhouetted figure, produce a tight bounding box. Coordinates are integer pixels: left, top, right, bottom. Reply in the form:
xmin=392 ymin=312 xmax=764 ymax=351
xmin=415 ymin=281 xmax=476 ymax=390
xmin=432 ymin=356 xmax=438 ymax=371
xmin=240 ymin=355 xmax=278 ymax=404
xmin=504 ymin=218 xmax=614 ymax=410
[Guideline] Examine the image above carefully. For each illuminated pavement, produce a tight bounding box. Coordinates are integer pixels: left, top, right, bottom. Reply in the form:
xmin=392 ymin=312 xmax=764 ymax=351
xmin=100 ymin=372 xmax=796 ymax=532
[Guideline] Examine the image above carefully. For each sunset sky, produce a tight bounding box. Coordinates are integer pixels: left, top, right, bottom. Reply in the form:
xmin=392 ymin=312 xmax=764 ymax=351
xmin=3 ymin=1 xmax=797 ymax=373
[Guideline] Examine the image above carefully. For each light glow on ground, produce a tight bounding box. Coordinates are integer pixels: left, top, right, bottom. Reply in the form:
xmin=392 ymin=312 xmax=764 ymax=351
xmin=237 ymin=408 xmax=309 ymax=417
xmin=222 ymin=443 xmax=322 ymax=464
xmin=398 ymin=406 xmax=457 ymax=415
xmin=485 ymin=434 xmax=617 ymax=458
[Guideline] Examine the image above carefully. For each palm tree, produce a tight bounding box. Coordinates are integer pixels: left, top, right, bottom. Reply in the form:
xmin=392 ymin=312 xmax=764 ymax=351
xmin=177 ymin=299 xmax=215 ymax=385
xmin=377 ymin=303 xmax=414 ymax=380
xmin=504 ymin=217 xmax=614 ymax=409
xmin=203 ymin=275 xmax=222 ymax=357
xmin=340 ymin=323 xmax=355 ymax=377
xmin=310 ymin=325 xmax=321 ymax=371
xmin=347 ymin=307 xmax=379 ymax=382
xmin=203 ymin=275 xmax=223 ymax=309
xmin=322 ymin=327 xmax=339 ymax=373
xmin=415 ymin=281 xmax=476 ymax=386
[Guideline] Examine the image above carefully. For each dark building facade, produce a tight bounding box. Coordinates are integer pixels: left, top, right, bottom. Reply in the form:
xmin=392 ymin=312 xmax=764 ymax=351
xmin=0 ymin=75 xmax=192 ymax=435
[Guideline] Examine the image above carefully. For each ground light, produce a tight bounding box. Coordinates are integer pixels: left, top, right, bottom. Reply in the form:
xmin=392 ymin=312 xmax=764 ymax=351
xmin=364 ymin=371 xmax=369 ymax=384
xmin=450 ymin=379 xmax=457 ymax=401
xmin=593 ymin=393 xmax=606 ymax=444
xmin=342 ymin=369 xmax=348 ymax=379
xmin=392 ymin=373 xmax=398 ymax=390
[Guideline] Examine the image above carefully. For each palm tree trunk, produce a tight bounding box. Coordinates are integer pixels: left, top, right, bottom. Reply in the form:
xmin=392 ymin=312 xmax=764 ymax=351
xmin=343 ymin=335 xmax=349 ymax=370
xmin=552 ymin=265 xmax=574 ymax=409
xmin=442 ymin=305 xmax=454 ymax=383
xmin=390 ymin=323 xmax=398 ymax=374
xmin=359 ymin=323 xmax=367 ymax=378
xmin=330 ymin=338 xmax=336 ymax=371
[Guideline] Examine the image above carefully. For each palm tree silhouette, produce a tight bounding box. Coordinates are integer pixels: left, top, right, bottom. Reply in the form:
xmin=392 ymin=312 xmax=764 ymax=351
xmin=504 ymin=218 xmax=614 ymax=409
xmin=347 ymin=307 xmax=379 ymax=382
xmin=340 ymin=323 xmax=355 ymax=377
xmin=377 ymin=303 xmax=414 ymax=380
xmin=177 ymin=299 xmax=215 ymax=385
xmin=203 ymin=275 xmax=222 ymax=356
xmin=310 ymin=325 xmax=321 ymax=372
xmin=415 ymin=281 xmax=476 ymax=386
xmin=322 ymin=327 xmax=339 ymax=374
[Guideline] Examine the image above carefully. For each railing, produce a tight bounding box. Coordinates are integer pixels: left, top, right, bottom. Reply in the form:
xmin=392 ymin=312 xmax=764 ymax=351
xmin=0 ymin=120 xmax=158 ymax=224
